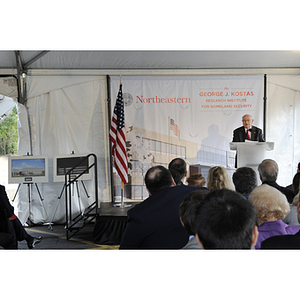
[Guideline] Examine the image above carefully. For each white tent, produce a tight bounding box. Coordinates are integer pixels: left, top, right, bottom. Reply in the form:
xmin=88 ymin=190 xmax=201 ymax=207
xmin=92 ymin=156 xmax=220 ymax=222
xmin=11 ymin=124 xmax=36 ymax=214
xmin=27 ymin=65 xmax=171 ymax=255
xmin=0 ymin=94 xmax=17 ymax=123
xmin=1 ymin=50 xmax=300 ymax=224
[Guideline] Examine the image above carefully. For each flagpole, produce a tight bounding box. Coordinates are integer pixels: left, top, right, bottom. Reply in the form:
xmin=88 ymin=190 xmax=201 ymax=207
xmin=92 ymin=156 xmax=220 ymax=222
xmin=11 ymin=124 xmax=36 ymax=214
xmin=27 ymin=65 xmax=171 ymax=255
xmin=121 ymin=181 xmax=124 ymax=206
xmin=111 ymin=77 xmax=131 ymax=208
xmin=113 ymin=178 xmax=132 ymax=208
xmin=121 ymin=181 xmax=124 ymax=207
xmin=168 ymin=116 xmax=171 ymax=162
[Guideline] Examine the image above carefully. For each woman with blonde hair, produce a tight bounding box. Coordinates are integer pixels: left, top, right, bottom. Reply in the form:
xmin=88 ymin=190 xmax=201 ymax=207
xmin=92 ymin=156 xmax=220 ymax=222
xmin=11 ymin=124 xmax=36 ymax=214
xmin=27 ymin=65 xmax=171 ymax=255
xmin=250 ymin=184 xmax=300 ymax=249
xmin=206 ymin=166 xmax=234 ymax=191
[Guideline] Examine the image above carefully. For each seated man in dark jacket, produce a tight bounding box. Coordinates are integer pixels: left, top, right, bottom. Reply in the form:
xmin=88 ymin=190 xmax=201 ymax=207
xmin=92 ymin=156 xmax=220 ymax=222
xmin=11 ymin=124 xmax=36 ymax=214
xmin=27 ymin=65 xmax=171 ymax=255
xmin=0 ymin=199 xmax=17 ymax=249
xmin=194 ymin=189 xmax=258 ymax=249
xmin=232 ymin=167 xmax=258 ymax=198
xmin=258 ymin=159 xmax=294 ymax=204
xmin=119 ymin=166 xmax=208 ymax=249
xmin=0 ymin=184 xmax=42 ymax=249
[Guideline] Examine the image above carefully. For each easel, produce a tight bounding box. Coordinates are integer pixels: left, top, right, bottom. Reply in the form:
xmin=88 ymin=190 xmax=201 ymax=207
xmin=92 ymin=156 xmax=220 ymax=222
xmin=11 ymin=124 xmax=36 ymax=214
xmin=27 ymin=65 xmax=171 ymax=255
xmin=12 ymin=182 xmax=49 ymax=225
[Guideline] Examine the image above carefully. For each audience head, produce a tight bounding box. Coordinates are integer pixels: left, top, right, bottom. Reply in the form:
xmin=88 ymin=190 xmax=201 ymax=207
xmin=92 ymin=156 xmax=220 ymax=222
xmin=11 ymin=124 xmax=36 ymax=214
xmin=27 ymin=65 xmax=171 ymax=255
xmin=292 ymin=172 xmax=300 ymax=195
xmin=168 ymin=158 xmax=187 ymax=185
xmin=194 ymin=189 xmax=258 ymax=249
xmin=249 ymin=184 xmax=290 ymax=226
xmin=298 ymin=162 xmax=300 ymax=172
xmin=179 ymin=189 xmax=210 ymax=236
xmin=232 ymin=167 xmax=257 ymax=196
xmin=186 ymin=173 xmax=206 ymax=187
xmin=169 ymin=168 xmax=182 ymax=186
xmin=258 ymin=159 xmax=279 ymax=182
xmin=145 ymin=166 xmax=174 ymax=195
xmin=207 ymin=166 xmax=234 ymax=191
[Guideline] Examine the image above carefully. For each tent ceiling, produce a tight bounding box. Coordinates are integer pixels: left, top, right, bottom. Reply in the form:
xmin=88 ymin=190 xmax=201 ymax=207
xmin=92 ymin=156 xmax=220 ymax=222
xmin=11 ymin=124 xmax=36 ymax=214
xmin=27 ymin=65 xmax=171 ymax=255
xmin=1 ymin=50 xmax=300 ymax=72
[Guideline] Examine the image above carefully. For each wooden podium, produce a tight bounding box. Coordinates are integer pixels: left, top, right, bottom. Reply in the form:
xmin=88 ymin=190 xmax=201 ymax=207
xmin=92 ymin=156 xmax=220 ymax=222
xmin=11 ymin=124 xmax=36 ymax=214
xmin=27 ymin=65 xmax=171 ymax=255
xmin=230 ymin=142 xmax=274 ymax=169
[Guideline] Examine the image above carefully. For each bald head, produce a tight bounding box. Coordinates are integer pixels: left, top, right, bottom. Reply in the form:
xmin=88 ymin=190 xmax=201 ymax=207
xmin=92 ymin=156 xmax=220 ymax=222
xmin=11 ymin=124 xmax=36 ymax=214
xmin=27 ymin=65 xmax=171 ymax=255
xmin=144 ymin=166 xmax=173 ymax=195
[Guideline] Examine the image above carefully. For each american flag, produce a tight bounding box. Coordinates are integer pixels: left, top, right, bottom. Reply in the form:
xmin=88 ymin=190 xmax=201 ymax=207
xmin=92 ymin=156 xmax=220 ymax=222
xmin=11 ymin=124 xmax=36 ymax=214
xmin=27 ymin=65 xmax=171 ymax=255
xmin=170 ymin=118 xmax=180 ymax=141
xmin=109 ymin=83 xmax=128 ymax=184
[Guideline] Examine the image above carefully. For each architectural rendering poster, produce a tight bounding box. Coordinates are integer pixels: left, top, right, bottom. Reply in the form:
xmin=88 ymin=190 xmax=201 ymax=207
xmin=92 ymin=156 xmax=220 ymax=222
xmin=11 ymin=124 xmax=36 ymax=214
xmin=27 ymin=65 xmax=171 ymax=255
xmin=111 ymin=75 xmax=264 ymax=197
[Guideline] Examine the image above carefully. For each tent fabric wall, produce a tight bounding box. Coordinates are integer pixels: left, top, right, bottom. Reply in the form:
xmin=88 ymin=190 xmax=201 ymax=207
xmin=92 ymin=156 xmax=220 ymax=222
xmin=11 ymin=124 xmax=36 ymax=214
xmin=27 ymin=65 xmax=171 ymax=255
xmin=1 ymin=51 xmax=300 ymax=225
xmin=16 ymin=75 xmax=111 ymax=225
xmin=266 ymin=75 xmax=300 ymax=187
xmin=0 ymin=76 xmax=18 ymax=99
xmin=12 ymin=71 xmax=300 ymax=224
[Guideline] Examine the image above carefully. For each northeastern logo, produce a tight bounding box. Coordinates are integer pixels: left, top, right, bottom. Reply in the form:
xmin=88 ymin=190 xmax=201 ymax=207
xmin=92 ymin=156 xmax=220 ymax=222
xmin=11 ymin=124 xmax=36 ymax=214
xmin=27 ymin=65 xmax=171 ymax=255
xmin=123 ymin=93 xmax=133 ymax=106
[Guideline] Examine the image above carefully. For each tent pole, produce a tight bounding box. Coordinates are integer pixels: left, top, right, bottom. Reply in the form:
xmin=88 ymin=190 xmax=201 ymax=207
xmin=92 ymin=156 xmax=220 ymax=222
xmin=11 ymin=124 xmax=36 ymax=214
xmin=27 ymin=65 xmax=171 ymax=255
xmin=14 ymin=51 xmax=33 ymax=154
xmin=21 ymin=72 xmax=33 ymax=155
xmin=263 ymin=74 xmax=267 ymax=141
xmin=23 ymin=51 xmax=50 ymax=69
xmin=14 ymin=51 xmax=23 ymax=104
xmin=107 ymin=75 xmax=115 ymax=203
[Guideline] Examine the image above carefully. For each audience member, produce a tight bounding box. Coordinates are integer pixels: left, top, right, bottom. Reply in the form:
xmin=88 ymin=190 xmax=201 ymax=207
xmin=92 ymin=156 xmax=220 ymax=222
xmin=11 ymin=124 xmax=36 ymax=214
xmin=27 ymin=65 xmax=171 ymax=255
xmin=194 ymin=189 xmax=258 ymax=249
xmin=179 ymin=189 xmax=209 ymax=249
xmin=0 ymin=184 xmax=42 ymax=249
xmin=249 ymin=184 xmax=300 ymax=249
xmin=169 ymin=168 xmax=182 ymax=186
xmin=168 ymin=158 xmax=187 ymax=185
xmin=119 ymin=166 xmax=207 ymax=249
xmin=292 ymin=171 xmax=300 ymax=204
xmin=258 ymin=159 xmax=294 ymax=204
xmin=206 ymin=166 xmax=234 ymax=191
xmin=232 ymin=167 xmax=257 ymax=197
xmin=283 ymin=172 xmax=300 ymax=225
xmin=0 ymin=232 xmax=16 ymax=249
xmin=286 ymin=162 xmax=300 ymax=190
xmin=261 ymin=194 xmax=300 ymax=249
xmin=186 ymin=173 xmax=206 ymax=187
xmin=0 ymin=200 xmax=17 ymax=249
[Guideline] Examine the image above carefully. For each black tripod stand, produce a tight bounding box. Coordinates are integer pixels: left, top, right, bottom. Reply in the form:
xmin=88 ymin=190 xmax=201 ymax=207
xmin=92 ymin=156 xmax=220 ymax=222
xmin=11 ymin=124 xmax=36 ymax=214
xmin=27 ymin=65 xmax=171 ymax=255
xmin=12 ymin=182 xmax=49 ymax=225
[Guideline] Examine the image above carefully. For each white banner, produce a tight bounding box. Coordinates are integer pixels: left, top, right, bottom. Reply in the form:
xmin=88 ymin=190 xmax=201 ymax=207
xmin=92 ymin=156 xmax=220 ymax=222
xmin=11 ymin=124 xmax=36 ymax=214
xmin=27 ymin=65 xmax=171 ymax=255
xmin=111 ymin=76 xmax=264 ymax=196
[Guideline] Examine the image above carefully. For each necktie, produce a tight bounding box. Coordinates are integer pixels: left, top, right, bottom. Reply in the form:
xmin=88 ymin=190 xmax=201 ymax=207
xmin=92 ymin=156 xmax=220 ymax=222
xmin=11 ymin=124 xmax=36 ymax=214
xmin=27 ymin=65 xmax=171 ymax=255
xmin=247 ymin=129 xmax=251 ymax=140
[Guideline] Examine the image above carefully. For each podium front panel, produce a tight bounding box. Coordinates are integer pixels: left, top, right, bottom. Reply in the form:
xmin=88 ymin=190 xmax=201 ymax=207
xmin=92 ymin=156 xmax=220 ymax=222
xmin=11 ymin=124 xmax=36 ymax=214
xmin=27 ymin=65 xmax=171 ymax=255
xmin=237 ymin=144 xmax=267 ymax=168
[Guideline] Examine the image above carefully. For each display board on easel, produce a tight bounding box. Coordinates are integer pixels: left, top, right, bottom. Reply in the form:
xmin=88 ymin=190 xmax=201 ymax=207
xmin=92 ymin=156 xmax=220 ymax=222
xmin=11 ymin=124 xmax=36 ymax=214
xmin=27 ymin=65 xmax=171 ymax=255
xmin=8 ymin=155 xmax=49 ymax=184
xmin=53 ymin=154 xmax=92 ymax=182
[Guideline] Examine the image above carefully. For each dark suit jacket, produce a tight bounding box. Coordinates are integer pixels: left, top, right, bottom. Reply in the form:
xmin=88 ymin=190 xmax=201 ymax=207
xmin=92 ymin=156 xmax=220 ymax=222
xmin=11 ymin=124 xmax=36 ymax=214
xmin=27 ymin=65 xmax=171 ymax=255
xmin=0 ymin=185 xmax=14 ymax=219
xmin=263 ymin=181 xmax=295 ymax=204
xmin=0 ymin=185 xmax=27 ymax=246
xmin=261 ymin=229 xmax=300 ymax=249
xmin=0 ymin=185 xmax=18 ymax=248
xmin=119 ymin=185 xmax=208 ymax=249
xmin=232 ymin=126 xmax=265 ymax=142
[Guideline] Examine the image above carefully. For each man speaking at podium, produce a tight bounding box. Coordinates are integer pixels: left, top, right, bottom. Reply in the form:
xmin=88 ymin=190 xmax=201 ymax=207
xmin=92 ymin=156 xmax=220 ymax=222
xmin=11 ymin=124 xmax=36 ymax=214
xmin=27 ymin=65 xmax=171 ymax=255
xmin=232 ymin=114 xmax=265 ymax=142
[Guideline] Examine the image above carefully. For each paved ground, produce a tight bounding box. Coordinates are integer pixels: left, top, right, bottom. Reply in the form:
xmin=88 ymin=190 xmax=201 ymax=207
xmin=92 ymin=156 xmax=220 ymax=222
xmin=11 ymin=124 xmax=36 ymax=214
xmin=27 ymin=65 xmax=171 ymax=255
xmin=17 ymin=223 xmax=119 ymax=250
